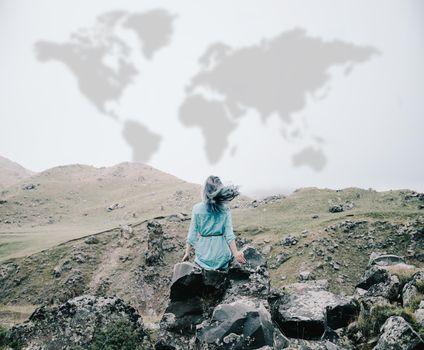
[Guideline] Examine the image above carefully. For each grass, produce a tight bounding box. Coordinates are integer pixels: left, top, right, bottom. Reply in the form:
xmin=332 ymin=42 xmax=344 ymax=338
xmin=384 ymin=265 xmax=420 ymax=285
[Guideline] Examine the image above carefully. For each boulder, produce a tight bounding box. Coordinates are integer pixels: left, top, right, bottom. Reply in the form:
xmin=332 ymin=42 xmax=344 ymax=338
xmin=368 ymin=253 xmax=405 ymax=267
xmin=356 ymin=265 xmax=390 ymax=290
xmin=402 ymin=271 xmax=424 ymax=307
xmin=364 ymin=274 xmax=401 ymax=302
xmin=196 ymin=297 xmax=274 ymax=349
xmin=270 ymin=280 xmax=358 ymax=340
xmin=414 ymin=301 xmax=424 ymax=327
xmin=356 ymin=264 xmax=401 ymax=302
xmin=6 ymin=295 xmax=146 ymax=349
xmin=373 ymin=316 xmax=424 ymax=350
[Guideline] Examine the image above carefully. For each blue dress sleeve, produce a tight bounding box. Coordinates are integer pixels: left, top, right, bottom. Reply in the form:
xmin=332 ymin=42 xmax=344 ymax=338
xmin=224 ymin=209 xmax=236 ymax=244
xmin=186 ymin=207 xmax=198 ymax=247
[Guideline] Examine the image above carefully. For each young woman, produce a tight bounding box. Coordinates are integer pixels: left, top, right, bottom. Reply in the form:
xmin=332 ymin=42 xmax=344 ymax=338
xmin=182 ymin=175 xmax=246 ymax=270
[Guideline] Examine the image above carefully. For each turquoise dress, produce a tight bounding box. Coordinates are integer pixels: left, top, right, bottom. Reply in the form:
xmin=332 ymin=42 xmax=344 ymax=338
xmin=186 ymin=201 xmax=236 ymax=270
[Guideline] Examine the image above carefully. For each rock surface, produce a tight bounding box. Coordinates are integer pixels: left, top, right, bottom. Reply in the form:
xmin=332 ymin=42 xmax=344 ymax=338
xmin=373 ymin=316 xmax=424 ymax=350
xmin=6 ymin=295 xmax=147 ymax=350
xmin=145 ymin=220 xmax=164 ymax=265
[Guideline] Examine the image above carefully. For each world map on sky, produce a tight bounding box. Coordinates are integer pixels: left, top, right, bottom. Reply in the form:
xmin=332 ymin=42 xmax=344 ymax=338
xmin=34 ymin=9 xmax=379 ymax=171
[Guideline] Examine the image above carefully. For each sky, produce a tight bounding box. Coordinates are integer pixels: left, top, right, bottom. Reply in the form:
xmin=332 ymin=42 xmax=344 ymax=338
xmin=0 ymin=0 xmax=423 ymax=198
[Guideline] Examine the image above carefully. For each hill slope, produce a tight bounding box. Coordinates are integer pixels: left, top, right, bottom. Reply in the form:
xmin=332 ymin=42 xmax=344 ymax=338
xmin=0 ymin=161 xmax=252 ymax=261
xmin=0 ymin=156 xmax=34 ymax=191
xmin=0 ymin=186 xmax=422 ymax=327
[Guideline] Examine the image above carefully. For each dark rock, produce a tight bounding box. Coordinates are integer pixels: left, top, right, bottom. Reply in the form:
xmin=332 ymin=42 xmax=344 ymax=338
xmin=6 ymin=295 xmax=146 ymax=349
xmin=329 ymin=205 xmax=344 ymax=213
xmin=356 ymin=265 xmax=390 ymax=290
xmin=145 ymin=220 xmax=164 ymax=266
xmin=196 ymin=297 xmax=274 ymax=349
xmin=22 ymin=183 xmax=38 ymax=190
xmin=157 ymin=247 xmax=274 ymax=349
xmin=282 ymin=236 xmax=298 ymax=246
xmin=84 ymin=236 xmax=99 ymax=245
xmin=270 ymin=281 xmax=358 ymax=340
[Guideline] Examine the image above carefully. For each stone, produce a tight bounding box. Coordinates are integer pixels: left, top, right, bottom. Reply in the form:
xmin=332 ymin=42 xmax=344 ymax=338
xmin=107 ymin=202 xmax=125 ymax=211
xmin=364 ymin=274 xmax=401 ymax=302
xmin=157 ymin=247 xmax=273 ymax=349
xmin=282 ymin=236 xmax=298 ymax=246
xmin=270 ymin=281 xmax=358 ymax=340
xmin=368 ymin=252 xmax=405 ymax=267
xmin=402 ymin=271 xmax=424 ymax=307
xmin=414 ymin=301 xmax=424 ymax=327
xmin=6 ymin=295 xmax=146 ymax=349
xmin=373 ymin=316 xmax=424 ymax=350
xmin=196 ymin=297 xmax=274 ymax=349
xmin=84 ymin=236 xmax=99 ymax=245
xmin=119 ymin=224 xmax=134 ymax=239
xmin=329 ymin=205 xmax=344 ymax=213
xmin=145 ymin=220 xmax=164 ymax=266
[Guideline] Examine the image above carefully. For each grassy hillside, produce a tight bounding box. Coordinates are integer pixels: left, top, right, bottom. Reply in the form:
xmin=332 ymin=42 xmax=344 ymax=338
xmin=0 ymin=186 xmax=423 ymax=328
xmin=0 ymin=161 xmax=251 ymax=261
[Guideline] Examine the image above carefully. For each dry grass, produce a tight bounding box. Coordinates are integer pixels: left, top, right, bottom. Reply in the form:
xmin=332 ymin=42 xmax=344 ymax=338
xmin=383 ymin=264 xmax=421 ymax=285
xmin=0 ymin=304 xmax=37 ymax=327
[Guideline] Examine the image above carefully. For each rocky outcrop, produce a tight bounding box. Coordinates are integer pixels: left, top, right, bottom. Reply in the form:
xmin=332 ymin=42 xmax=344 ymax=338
xmin=156 ymin=246 xmax=276 ymax=350
xmin=156 ymin=247 xmax=358 ymax=349
xmin=348 ymin=252 xmax=424 ymax=349
xmin=5 ymin=295 xmax=147 ymax=350
xmin=145 ymin=220 xmax=164 ymax=265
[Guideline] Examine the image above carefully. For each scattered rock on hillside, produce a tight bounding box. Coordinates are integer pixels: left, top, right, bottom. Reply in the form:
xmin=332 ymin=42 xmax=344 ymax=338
xmin=21 ymin=183 xmax=38 ymax=190
xmin=107 ymin=202 xmax=125 ymax=211
xmin=329 ymin=204 xmax=344 ymax=213
xmin=243 ymin=194 xmax=285 ymax=208
xmin=119 ymin=224 xmax=134 ymax=239
xmin=84 ymin=235 xmax=99 ymax=245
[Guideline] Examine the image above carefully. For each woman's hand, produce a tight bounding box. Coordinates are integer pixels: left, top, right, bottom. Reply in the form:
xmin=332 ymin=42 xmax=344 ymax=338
xmin=234 ymin=250 xmax=246 ymax=264
xmin=182 ymin=252 xmax=190 ymax=262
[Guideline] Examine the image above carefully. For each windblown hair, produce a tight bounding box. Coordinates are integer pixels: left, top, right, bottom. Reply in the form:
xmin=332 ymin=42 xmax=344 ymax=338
xmin=202 ymin=175 xmax=240 ymax=214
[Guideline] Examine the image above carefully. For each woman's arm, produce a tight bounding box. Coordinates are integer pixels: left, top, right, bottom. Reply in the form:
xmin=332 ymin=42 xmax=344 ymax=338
xmin=183 ymin=207 xmax=197 ymax=261
xmin=228 ymin=239 xmax=246 ymax=264
xmin=224 ymin=209 xmax=246 ymax=264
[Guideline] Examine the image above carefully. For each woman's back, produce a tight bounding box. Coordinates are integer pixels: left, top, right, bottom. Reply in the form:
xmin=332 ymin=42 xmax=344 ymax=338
xmin=186 ymin=202 xmax=236 ymax=270
xmin=191 ymin=201 xmax=232 ymax=238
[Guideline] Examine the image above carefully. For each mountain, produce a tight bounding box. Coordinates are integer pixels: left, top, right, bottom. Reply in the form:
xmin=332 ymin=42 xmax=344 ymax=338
xmin=0 ymin=160 xmax=252 ymax=261
xmin=0 ymin=156 xmax=35 ymax=191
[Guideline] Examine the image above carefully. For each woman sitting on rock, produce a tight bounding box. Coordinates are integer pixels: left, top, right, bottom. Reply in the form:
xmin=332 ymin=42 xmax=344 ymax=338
xmin=182 ymin=175 xmax=246 ymax=270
